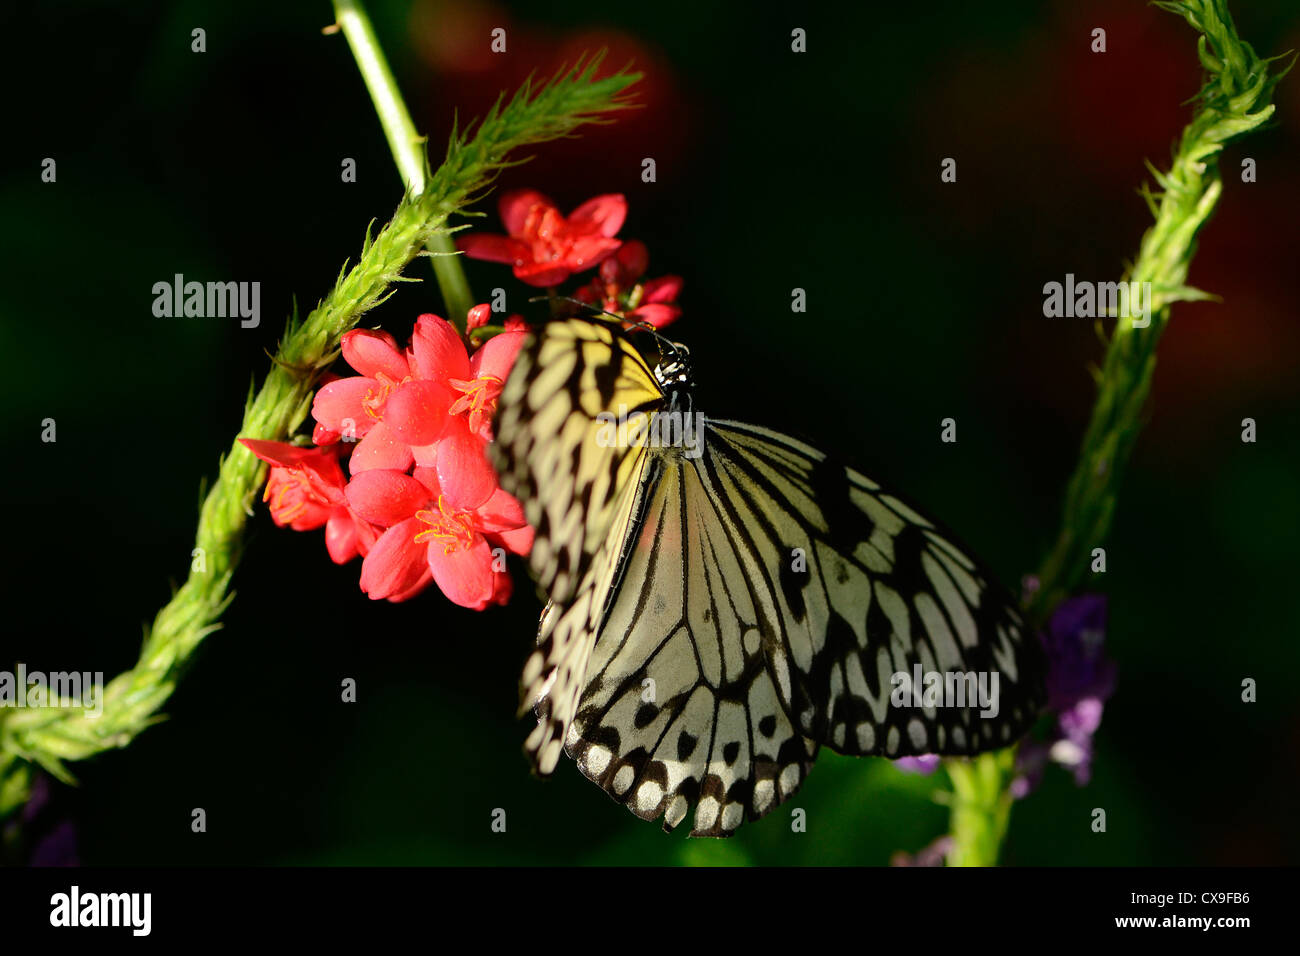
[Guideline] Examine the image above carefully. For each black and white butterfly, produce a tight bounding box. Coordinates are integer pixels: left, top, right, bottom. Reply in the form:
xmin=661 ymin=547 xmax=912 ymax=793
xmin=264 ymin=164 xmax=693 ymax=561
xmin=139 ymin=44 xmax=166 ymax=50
xmin=492 ymin=317 xmax=1044 ymax=836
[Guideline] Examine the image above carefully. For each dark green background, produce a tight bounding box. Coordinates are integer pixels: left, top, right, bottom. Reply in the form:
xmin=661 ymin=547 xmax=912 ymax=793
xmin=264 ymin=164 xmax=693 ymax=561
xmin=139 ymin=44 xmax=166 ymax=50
xmin=3 ymin=0 xmax=1297 ymax=865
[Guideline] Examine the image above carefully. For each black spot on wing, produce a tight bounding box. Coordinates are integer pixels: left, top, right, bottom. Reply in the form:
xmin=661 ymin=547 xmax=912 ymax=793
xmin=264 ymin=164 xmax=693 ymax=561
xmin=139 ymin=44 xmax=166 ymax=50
xmin=594 ymin=348 xmax=621 ymax=404
xmin=808 ymin=455 xmax=875 ymax=549
xmin=778 ymin=553 xmax=808 ymax=623
xmin=891 ymin=523 xmax=927 ymax=578
xmin=862 ymin=598 xmax=892 ymax=698
xmin=676 ymin=730 xmax=698 ymax=760
xmin=634 ymin=702 xmax=658 ymax=729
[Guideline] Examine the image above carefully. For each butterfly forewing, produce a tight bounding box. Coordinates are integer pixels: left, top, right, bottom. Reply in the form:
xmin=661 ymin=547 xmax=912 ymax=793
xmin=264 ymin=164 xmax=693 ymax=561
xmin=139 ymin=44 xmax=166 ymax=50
xmin=493 ymin=319 xmax=663 ymax=603
xmin=492 ymin=318 xmax=663 ymax=773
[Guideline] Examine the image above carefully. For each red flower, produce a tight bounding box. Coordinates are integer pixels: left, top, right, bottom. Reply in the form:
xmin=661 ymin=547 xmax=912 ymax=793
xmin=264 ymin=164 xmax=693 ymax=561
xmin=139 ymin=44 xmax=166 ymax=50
xmin=311 ymin=329 xmax=453 ymax=474
xmin=627 ymin=274 xmax=684 ymax=329
xmin=457 ymin=190 xmax=626 ymax=287
xmin=602 ymin=239 xmax=649 ymax=286
xmin=576 ymin=240 xmax=683 ymax=329
xmin=346 ymin=466 xmax=533 ymax=608
xmin=256 ymin=307 xmax=536 ymax=609
xmin=388 ymin=314 xmax=527 ymax=509
xmin=240 ymin=439 xmax=377 ymax=564
xmin=464 ymin=302 xmax=494 ymax=332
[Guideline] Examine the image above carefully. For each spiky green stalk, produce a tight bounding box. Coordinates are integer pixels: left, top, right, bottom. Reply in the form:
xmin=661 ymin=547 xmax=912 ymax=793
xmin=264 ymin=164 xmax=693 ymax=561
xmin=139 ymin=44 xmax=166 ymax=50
xmin=944 ymin=0 xmax=1291 ymax=866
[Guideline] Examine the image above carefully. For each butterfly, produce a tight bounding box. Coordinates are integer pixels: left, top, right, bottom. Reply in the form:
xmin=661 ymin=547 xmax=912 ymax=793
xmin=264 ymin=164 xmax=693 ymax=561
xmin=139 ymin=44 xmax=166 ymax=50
xmin=491 ymin=317 xmax=1045 ymax=836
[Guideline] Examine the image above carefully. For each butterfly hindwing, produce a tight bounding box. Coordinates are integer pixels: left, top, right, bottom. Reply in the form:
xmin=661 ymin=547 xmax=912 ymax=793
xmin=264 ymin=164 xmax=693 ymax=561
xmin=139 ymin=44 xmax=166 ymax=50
xmin=566 ymin=454 xmax=818 ymax=836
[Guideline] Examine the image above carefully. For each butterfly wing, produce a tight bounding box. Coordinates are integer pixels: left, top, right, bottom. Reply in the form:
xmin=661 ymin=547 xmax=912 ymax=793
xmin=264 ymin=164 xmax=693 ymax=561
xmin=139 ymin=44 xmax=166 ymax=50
xmin=492 ymin=318 xmax=663 ymax=774
xmin=701 ymin=419 xmax=1045 ymax=757
xmin=561 ymin=419 xmax=1042 ymax=834
xmin=565 ymin=452 xmax=819 ymax=836
xmin=495 ymin=318 xmax=1045 ymax=835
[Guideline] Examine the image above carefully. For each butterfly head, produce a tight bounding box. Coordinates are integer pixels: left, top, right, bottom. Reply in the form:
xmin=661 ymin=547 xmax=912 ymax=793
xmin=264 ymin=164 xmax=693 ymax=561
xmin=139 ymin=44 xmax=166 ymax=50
xmin=652 ymin=339 xmax=694 ymax=413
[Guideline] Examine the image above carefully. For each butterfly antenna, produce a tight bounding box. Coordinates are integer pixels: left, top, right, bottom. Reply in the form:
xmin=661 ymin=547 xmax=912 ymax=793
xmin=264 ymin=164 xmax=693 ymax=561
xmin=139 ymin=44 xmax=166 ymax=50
xmin=526 ymin=294 xmax=623 ymax=323
xmin=631 ymin=322 xmax=687 ymax=367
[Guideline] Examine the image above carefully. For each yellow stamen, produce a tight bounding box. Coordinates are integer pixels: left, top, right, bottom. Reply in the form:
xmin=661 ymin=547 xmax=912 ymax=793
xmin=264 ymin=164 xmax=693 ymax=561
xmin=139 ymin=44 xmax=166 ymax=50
xmin=412 ymin=495 xmax=477 ymax=555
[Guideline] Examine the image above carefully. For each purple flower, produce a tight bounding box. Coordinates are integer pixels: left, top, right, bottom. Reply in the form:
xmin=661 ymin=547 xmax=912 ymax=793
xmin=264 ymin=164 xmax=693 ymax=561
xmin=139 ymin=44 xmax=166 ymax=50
xmin=1010 ymin=740 xmax=1049 ymax=799
xmin=1042 ymin=593 xmax=1116 ymax=711
xmin=893 ymin=754 xmax=941 ymax=775
xmin=1012 ymin=594 xmax=1116 ymax=798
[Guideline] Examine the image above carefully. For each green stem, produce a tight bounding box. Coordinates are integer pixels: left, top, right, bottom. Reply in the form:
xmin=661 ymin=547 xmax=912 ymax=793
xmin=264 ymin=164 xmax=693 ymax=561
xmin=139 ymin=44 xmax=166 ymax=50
xmin=332 ymin=0 xmax=476 ymax=328
xmin=946 ymin=753 xmax=1014 ymax=866
xmin=944 ymin=0 xmax=1291 ymax=866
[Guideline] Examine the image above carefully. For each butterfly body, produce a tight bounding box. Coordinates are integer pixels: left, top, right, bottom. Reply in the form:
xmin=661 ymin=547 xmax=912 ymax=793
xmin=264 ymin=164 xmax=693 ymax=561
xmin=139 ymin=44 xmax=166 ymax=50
xmin=493 ymin=317 xmax=1044 ymax=836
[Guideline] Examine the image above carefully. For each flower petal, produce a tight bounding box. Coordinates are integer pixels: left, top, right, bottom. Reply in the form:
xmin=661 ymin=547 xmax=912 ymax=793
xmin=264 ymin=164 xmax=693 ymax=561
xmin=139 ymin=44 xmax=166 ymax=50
xmin=513 ymin=262 xmax=573 ymax=287
xmin=436 ymin=428 xmax=498 ymax=509
xmin=341 ymin=329 xmax=408 ymax=380
xmin=641 ymin=274 xmax=684 ymax=304
xmin=387 ymin=567 xmax=433 ymax=603
xmin=312 ymin=421 xmax=341 ymax=446
xmin=499 ymin=189 xmax=554 ymax=235
xmin=345 ymin=469 xmax=431 ymax=526
xmin=276 ymin=482 xmax=332 ymax=531
xmin=456 ymin=233 xmax=528 ymax=266
xmin=427 ymin=534 xmax=496 ymax=609
xmin=410 ymin=313 xmax=471 ymax=381
xmin=489 ymin=525 xmax=534 ymax=556
xmin=348 ymin=420 xmax=415 ymax=473
xmin=893 ymin=754 xmax=940 ymax=775
xmin=615 ymin=239 xmax=649 ymax=281
xmin=353 ymin=516 xmax=379 ymax=557
xmin=410 ymin=440 xmax=439 ymax=467
xmin=359 ymin=518 xmax=430 ymax=601
xmin=476 ymin=486 xmax=527 ymax=532
xmin=469 ymin=329 xmax=526 ymax=381
xmin=489 ymin=569 xmax=513 ymax=606
xmin=568 ymin=193 xmax=627 ymax=238
xmin=386 ymin=379 xmax=452 ymax=446
xmin=240 ymin=438 xmax=319 ymax=469
xmin=628 ymin=303 xmax=681 ymax=329
xmin=242 ymin=440 xmax=346 ymax=501
xmin=412 ymin=465 xmax=442 ymax=497
xmin=324 ymin=510 xmax=360 ymax=564
xmin=565 ymin=235 xmax=622 ymax=271
xmin=312 ymin=378 xmax=377 ymax=435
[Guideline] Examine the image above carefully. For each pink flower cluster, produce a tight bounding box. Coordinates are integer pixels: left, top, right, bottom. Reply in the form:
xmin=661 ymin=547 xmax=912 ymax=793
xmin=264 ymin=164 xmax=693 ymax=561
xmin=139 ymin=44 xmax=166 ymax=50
xmin=246 ymin=189 xmax=685 ymax=612
xmin=242 ymin=305 xmax=532 ymax=609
